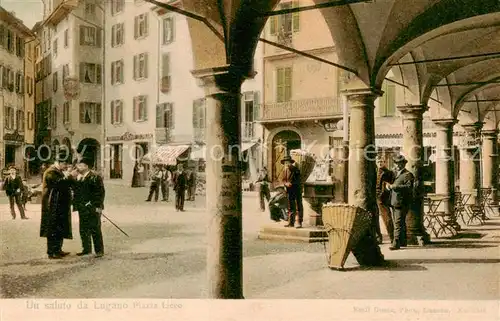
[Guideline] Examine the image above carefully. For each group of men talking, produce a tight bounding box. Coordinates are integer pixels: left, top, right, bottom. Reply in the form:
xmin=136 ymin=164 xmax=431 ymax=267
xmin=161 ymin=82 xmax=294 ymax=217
xmin=40 ymin=150 xmax=106 ymax=259
xmin=375 ymin=154 xmax=415 ymax=250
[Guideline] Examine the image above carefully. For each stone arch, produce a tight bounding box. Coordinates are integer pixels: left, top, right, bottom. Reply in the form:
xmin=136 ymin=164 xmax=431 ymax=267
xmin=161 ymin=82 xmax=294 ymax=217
xmin=453 ymin=75 xmax=500 ymax=118
xmin=375 ymin=3 xmax=500 ymax=86
xmin=265 ymin=127 xmax=302 ymax=186
xmin=77 ymin=138 xmax=101 ymax=170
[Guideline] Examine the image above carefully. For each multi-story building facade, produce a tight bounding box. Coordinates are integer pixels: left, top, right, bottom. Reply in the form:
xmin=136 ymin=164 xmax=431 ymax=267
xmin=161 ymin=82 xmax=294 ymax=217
xmin=104 ymin=0 xmax=264 ymax=184
xmin=41 ymin=0 xmax=104 ymax=169
xmin=24 ymin=27 xmax=37 ymax=176
xmin=260 ymin=0 xmax=342 ymax=185
xmin=0 ymin=7 xmax=34 ymax=173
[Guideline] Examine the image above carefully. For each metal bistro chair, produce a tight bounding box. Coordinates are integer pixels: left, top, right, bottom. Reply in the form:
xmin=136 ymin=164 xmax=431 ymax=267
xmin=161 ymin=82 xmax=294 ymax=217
xmin=480 ymin=188 xmax=498 ymax=218
xmin=454 ymin=192 xmax=471 ymax=226
xmin=464 ymin=190 xmax=485 ymax=226
xmin=424 ymin=194 xmax=456 ymax=238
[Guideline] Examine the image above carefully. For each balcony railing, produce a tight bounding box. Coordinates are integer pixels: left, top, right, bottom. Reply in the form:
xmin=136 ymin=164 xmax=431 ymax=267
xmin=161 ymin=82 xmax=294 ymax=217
xmin=242 ymin=122 xmax=256 ymax=141
xmin=260 ymin=96 xmax=342 ymax=122
xmin=155 ymin=128 xmax=171 ymax=144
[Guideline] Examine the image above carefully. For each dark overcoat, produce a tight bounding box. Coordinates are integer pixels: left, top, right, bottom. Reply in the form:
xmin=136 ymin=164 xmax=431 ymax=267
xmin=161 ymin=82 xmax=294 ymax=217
xmin=40 ymin=166 xmax=73 ymax=239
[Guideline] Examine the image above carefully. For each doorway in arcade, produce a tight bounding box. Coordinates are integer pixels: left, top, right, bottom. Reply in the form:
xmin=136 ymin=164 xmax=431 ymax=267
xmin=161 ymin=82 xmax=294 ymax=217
xmin=135 ymin=142 xmax=150 ymax=176
xmin=4 ymin=144 xmax=16 ymax=167
xmin=271 ymin=130 xmax=301 ymax=186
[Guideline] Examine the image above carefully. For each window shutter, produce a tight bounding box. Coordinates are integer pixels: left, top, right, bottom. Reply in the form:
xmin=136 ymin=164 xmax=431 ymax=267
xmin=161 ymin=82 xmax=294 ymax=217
xmin=270 ymin=16 xmax=277 ymax=35
xmin=110 ymin=101 xmax=115 ymax=124
xmin=253 ymin=91 xmax=260 ymax=121
xmin=134 ymin=16 xmax=139 ymax=39
xmin=96 ymin=104 xmax=102 ymax=124
xmin=133 ymin=97 xmax=137 ymax=121
xmin=119 ymin=60 xmax=124 ymax=83
xmin=96 ymin=28 xmax=102 ymax=47
xmin=79 ymin=26 xmax=85 ymax=45
xmin=169 ymin=103 xmax=174 ymax=129
xmin=156 ymin=104 xmax=162 ymax=128
xmin=292 ymin=1 xmax=300 ymax=32
xmin=0 ymin=25 xmax=4 ymax=48
xmin=276 ymin=68 xmax=284 ymax=102
xmin=192 ymin=100 xmax=198 ymax=129
xmin=111 ymin=25 xmax=116 ymax=47
xmin=79 ymin=63 xmax=85 ymax=82
xmin=133 ymin=56 xmax=137 ymax=80
xmin=96 ymin=64 xmax=102 ymax=84
xmin=144 ymin=54 xmax=148 ymax=78
xmin=111 ymin=62 xmax=115 ymax=85
xmin=79 ymin=103 xmax=85 ymax=123
xmin=145 ymin=14 xmax=149 ymax=36
xmin=170 ymin=17 xmax=175 ymax=42
xmin=285 ymin=67 xmax=292 ymax=101
xmin=387 ymin=83 xmax=396 ymax=116
xmin=143 ymin=96 xmax=148 ymax=120
xmin=119 ymin=101 xmax=123 ymax=123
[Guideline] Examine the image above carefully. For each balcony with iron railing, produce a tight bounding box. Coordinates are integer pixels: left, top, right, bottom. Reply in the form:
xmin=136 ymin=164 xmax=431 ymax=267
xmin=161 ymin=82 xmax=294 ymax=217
xmin=259 ymin=96 xmax=342 ymax=123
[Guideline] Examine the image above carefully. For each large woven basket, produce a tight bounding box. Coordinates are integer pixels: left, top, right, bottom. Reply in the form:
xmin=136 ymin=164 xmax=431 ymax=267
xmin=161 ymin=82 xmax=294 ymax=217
xmin=322 ymin=203 xmax=373 ymax=269
xmin=290 ymin=149 xmax=316 ymax=185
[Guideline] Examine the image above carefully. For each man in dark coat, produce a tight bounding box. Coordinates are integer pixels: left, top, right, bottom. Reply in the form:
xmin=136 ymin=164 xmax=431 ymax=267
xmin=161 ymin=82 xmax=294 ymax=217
xmin=375 ymin=156 xmax=395 ymax=243
xmin=172 ymin=164 xmax=187 ymax=211
xmin=72 ymin=157 xmax=106 ymax=257
xmin=387 ymin=154 xmax=414 ymax=250
xmin=3 ymin=166 xmax=28 ymax=219
xmin=40 ymin=151 xmax=73 ymax=259
xmin=186 ymin=169 xmax=196 ymax=201
xmin=159 ymin=165 xmax=170 ymax=202
xmin=282 ymin=155 xmax=304 ymax=228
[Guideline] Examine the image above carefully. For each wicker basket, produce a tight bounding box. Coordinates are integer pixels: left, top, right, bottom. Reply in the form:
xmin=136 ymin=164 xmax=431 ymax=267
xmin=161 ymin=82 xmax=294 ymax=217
xmin=290 ymin=149 xmax=316 ymax=185
xmin=322 ymin=203 xmax=373 ymax=269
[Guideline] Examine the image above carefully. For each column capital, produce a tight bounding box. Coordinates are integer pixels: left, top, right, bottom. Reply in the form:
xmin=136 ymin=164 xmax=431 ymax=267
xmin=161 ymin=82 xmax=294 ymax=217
xmin=432 ymin=118 xmax=457 ymax=129
xmin=191 ymin=65 xmax=244 ymax=96
xmin=341 ymin=87 xmax=382 ymax=108
xmin=481 ymin=129 xmax=499 ymax=138
xmin=397 ymin=104 xmax=429 ymax=119
xmin=461 ymin=121 xmax=484 ymax=134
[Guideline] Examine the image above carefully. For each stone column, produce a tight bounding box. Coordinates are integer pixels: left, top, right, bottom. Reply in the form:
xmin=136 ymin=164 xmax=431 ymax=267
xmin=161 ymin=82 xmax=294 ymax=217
xmin=193 ymin=67 xmax=244 ymax=299
xmin=342 ymin=88 xmax=379 ymax=214
xmin=459 ymin=122 xmax=483 ymax=205
xmin=481 ymin=129 xmax=499 ymax=206
xmin=397 ymin=105 xmax=430 ymax=245
xmin=432 ymin=118 xmax=459 ymax=231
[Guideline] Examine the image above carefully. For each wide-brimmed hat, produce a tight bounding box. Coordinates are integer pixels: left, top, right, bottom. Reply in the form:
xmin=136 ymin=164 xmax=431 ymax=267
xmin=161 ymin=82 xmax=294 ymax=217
xmin=280 ymin=155 xmax=295 ymax=164
xmin=392 ymin=153 xmax=408 ymax=164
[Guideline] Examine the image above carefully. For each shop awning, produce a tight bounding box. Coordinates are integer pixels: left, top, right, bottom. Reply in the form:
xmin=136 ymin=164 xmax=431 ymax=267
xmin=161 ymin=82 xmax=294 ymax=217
xmin=142 ymin=145 xmax=190 ymax=165
xmin=241 ymin=142 xmax=257 ymax=152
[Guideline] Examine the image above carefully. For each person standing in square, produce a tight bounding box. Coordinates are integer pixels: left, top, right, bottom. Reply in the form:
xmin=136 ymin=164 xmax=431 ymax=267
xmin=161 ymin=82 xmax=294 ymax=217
xmin=173 ymin=164 xmax=187 ymax=211
xmin=3 ymin=166 xmax=28 ymax=220
xmin=72 ymin=157 xmax=106 ymax=257
xmin=40 ymin=151 xmax=73 ymax=259
xmin=375 ymin=156 xmax=395 ymax=244
xmin=282 ymin=156 xmax=303 ymax=228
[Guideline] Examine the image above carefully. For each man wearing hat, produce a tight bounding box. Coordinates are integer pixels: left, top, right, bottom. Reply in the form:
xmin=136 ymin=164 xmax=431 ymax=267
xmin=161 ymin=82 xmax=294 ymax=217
xmin=387 ymin=153 xmax=414 ymax=250
xmin=172 ymin=163 xmax=187 ymax=211
xmin=40 ymin=149 xmax=73 ymax=259
xmin=3 ymin=166 xmax=28 ymax=220
xmin=281 ymin=155 xmax=304 ymax=228
xmin=72 ymin=156 xmax=106 ymax=257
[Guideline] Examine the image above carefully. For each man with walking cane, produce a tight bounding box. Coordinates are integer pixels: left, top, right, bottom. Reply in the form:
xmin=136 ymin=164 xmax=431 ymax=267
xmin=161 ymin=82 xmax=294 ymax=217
xmin=72 ymin=157 xmax=106 ymax=257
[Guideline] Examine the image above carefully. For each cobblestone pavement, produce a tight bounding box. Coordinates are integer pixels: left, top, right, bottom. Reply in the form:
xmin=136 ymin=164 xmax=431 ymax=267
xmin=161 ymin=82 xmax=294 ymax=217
xmin=1 ymin=182 xmax=499 ymax=299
